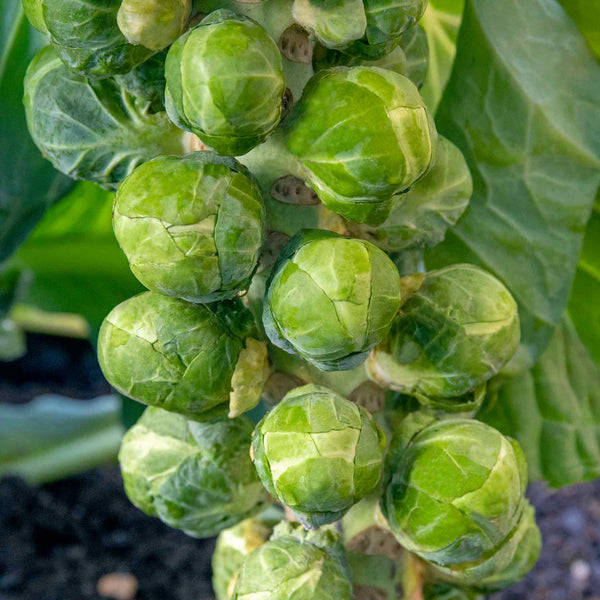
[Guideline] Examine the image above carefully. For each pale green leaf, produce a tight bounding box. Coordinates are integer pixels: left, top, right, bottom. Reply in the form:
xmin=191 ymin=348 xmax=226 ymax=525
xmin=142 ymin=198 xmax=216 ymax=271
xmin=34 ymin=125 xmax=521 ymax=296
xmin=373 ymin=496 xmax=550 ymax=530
xmin=426 ymin=0 xmax=600 ymax=367
xmin=0 ymin=394 xmax=124 ymax=484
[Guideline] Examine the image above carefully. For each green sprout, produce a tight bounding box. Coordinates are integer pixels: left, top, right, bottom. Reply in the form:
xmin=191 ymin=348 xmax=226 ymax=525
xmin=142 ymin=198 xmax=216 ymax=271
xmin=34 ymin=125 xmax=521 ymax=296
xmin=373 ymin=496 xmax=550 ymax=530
xmin=285 ymin=66 xmax=437 ymax=224
xmin=98 ymin=292 xmax=269 ymax=420
xmin=113 ymin=153 xmax=265 ymax=303
xmin=263 ymin=230 xmax=402 ymax=371
xmin=117 ymin=0 xmax=192 ymax=51
xmin=382 ymin=419 xmax=528 ymax=574
xmin=368 ymin=264 xmax=520 ymax=399
xmin=232 ymin=522 xmax=353 ymax=600
xmin=165 ymin=10 xmax=286 ymax=156
xmin=252 ymin=384 xmax=386 ymax=527
xmin=119 ymin=407 xmax=267 ymax=538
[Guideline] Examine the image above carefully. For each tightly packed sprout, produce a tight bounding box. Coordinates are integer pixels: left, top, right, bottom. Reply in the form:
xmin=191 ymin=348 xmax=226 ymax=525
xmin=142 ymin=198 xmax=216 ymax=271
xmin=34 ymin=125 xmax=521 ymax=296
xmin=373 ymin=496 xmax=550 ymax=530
xmin=285 ymin=66 xmax=437 ymax=223
xmin=22 ymin=0 xmax=544 ymax=597
xmin=119 ymin=407 xmax=267 ymax=537
xmin=264 ymin=230 xmax=402 ymax=370
xmin=114 ymin=153 xmax=265 ymax=302
xmin=233 ymin=522 xmax=353 ymax=600
xmin=368 ymin=264 xmax=520 ymax=405
xmin=98 ymin=292 xmax=269 ymax=419
xmin=382 ymin=419 xmax=536 ymax=582
xmin=252 ymin=384 xmax=386 ymax=527
xmin=117 ymin=0 xmax=192 ymax=51
xmin=165 ymin=10 xmax=286 ymax=156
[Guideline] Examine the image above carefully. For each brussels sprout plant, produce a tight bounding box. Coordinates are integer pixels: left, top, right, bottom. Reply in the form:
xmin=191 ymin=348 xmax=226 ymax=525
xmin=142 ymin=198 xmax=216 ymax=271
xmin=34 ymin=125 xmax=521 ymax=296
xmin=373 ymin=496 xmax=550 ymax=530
xmin=16 ymin=0 xmax=600 ymax=597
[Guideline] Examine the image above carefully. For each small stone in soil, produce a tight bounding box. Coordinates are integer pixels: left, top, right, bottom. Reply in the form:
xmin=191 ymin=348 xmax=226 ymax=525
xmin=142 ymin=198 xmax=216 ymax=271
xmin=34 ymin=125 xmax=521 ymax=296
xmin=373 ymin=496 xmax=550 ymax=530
xmin=97 ymin=573 xmax=138 ymax=600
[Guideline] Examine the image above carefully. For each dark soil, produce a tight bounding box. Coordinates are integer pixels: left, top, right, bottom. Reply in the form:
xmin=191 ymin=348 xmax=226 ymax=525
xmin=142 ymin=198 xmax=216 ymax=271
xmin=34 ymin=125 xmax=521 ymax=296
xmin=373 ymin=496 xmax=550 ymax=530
xmin=0 ymin=468 xmax=216 ymax=600
xmin=1 ymin=334 xmax=599 ymax=599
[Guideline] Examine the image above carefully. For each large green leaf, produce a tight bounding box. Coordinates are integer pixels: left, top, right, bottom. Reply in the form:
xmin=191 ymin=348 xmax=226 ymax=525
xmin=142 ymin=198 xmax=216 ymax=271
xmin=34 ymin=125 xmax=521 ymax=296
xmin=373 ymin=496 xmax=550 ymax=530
xmin=0 ymin=0 xmax=72 ymax=262
xmin=419 ymin=0 xmax=464 ymax=113
xmin=568 ymin=196 xmax=600 ymax=364
xmin=0 ymin=394 xmax=124 ymax=484
xmin=479 ymin=318 xmax=600 ymax=488
xmin=426 ymin=0 xmax=600 ymax=367
xmin=16 ymin=182 xmax=143 ymax=329
xmin=558 ymin=0 xmax=600 ymax=59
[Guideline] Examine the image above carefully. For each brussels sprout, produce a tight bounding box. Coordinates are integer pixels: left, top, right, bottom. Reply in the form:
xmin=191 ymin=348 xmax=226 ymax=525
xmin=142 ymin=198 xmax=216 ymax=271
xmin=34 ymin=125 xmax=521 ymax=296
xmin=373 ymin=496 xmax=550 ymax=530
xmin=41 ymin=0 xmax=153 ymax=77
xmin=347 ymin=136 xmax=472 ymax=252
xmin=22 ymin=0 xmax=47 ymax=33
xmin=263 ymin=230 xmax=401 ymax=371
xmin=368 ymin=264 xmax=520 ymax=399
xmin=165 ymin=10 xmax=286 ymax=156
xmin=294 ymin=0 xmax=427 ymax=59
xmin=212 ymin=508 xmax=284 ymax=600
xmin=24 ymin=47 xmax=185 ymax=190
xmin=232 ymin=522 xmax=353 ymax=600
xmin=98 ymin=292 xmax=269 ymax=419
xmin=285 ymin=67 xmax=437 ymax=224
xmin=119 ymin=407 xmax=267 ymax=538
xmin=114 ymin=153 xmax=265 ymax=303
xmin=252 ymin=384 xmax=386 ymax=527
xmin=313 ymin=24 xmax=430 ymax=90
xmin=382 ymin=419 xmax=528 ymax=569
xmin=118 ymin=0 xmax=192 ymax=51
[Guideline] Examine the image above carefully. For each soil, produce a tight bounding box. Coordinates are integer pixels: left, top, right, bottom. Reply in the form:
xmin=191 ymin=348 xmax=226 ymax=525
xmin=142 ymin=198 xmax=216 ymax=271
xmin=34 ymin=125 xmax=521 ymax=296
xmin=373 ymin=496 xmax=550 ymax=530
xmin=0 ymin=468 xmax=215 ymax=600
xmin=1 ymin=334 xmax=599 ymax=600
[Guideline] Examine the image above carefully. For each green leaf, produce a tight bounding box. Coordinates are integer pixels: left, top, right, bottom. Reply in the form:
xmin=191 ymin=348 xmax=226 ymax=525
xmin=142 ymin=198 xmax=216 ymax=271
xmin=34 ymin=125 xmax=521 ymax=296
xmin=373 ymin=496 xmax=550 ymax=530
xmin=419 ymin=0 xmax=464 ymax=112
xmin=0 ymin=394 xmax=124 ymax=485
xmin=16 ymin=182 xmax=144 ymax=329
xmin=0 ymin=0 xmax=73 ymax=261
xmin=558 ymin=0 xmax=600 ymax=59
xmin=426 ymin=0 xmax=600 ymax=367
xmin=568 ymin=196 xmax=600 ymax=364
